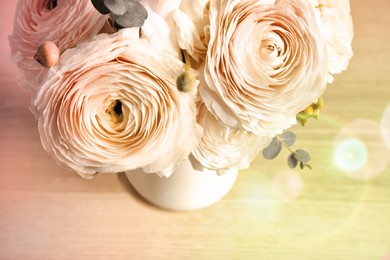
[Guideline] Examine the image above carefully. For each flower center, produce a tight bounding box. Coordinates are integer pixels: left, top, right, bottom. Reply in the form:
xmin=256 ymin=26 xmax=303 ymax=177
xmin=264 ymin=43 xmax=281 ymax=55
xmin=259 ymin=32 xmax=285 ymax=70
xmin=105 ymin=100 xmax=123 ymax=124
xmin=46 ymin=0 xmax=58 ymax=10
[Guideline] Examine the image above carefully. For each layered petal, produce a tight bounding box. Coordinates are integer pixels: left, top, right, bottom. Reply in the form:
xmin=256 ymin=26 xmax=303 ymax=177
xmin=33 ymin=28 xmax=202 ymax=178
xmin=202 ymin=0 xmax=328 ymax=136
xmin=173 ymin=0 xmax=210 ymax=62
xmin=9 ymin=0 xmax=107 ymax=93
xmin=310 ymin=0 xmax=354 ymax=77
xmin=141 ymin=0 xmax=182 ymax=58
xmin=192 ymin=102 xmax=271 ymax=172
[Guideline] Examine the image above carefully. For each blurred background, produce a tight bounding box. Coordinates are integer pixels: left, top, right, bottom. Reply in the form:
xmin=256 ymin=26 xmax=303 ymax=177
xmin=1 ymin=0 xmax=389 ymax=259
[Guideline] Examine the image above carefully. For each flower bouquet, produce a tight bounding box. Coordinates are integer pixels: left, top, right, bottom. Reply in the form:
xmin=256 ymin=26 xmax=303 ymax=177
xmin=9 ymin=0 xmax=353 ymax=210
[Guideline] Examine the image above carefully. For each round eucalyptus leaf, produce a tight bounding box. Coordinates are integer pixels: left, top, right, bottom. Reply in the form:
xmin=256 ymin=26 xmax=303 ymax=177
xmin=91 ymin=0 xmax=110 ymax=14
xmin=294 ymin=149 xmax=311 ymax=163
xmin=262 ymin=137 xmax=282 ymax=160
xmin=104 ymin=0 xmax=127 ymax=15
xmin=288 ymin=153 xmax=298 ymax=168
xmin=299 ymin=162 xmax=304 ymax=169
xmin=281 ymin=131 xmax=296 ymax=146
xmin=111 ymin=1 xmax=148 ymax=28
xmin=113 ymin=22 xmax=124 ymax=30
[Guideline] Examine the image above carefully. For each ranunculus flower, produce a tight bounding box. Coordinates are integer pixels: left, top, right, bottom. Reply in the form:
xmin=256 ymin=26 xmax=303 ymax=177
xmin=173 ymin=0 xmax=210 ymax=63
xmin=309 ymin=0 xmax=354 ymax=77
xmin=141 ymin=0 xmax=182 ymax=58
xmin=9 ymin=0 xmax=107 ymax=93
xmin=201 ymin=0 xmax=328 ymax=136
xmin=32 ymin=28 xmax=202 ymax=179
xmin=192 ymin=102 xmax=271 ymax=173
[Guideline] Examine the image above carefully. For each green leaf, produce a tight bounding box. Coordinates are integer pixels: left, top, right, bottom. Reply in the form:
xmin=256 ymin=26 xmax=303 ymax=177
xmin=111 ymin=1 xmax=148 ymax=28
xmin=104 ymin=0 xmax=127 ymax=15
xmin=288 ymin=153 xmax=298 ymax=168
xmin=281 ymin=131 xmax=296 ymax=146
xmin=294 ymin=149 xmax=311 ymax=163
xmin=262 ymin=137 xmax=282 ymax=160
xmin=299 ymin=162 xmax=304 ymax=169
xmin=91 ymin=0 xmax=110 ymax=14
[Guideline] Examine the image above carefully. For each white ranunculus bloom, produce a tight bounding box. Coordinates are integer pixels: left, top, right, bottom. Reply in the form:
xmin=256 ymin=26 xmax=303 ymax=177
xmin=201 ymin=0 xmax=328 ymax=136
xmin=192 ymin=102 xmax=271 ymax=173
xmin=310 ymin=0 xmax=354 ymax=78
xmin=33 ymin=28 xmax=202 ymax=179
xmin=173 ymin=0 xmax=210 ymax=63
xmin=141 ymin=0 xmax=183 ymax=59
xmin=141 ymin=0 xmax=181 ymax=18
xmin=9 ymin=0 xmax=107 ymax=93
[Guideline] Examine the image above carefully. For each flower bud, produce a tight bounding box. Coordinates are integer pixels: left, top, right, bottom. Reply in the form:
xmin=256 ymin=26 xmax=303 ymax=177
xmin=177 ymin=71 xmax=196 ymax=92
xmin=304 ymin=106 xmax=314 ymax=116
xmin=34 ymin=41 xmax=60 ymax=68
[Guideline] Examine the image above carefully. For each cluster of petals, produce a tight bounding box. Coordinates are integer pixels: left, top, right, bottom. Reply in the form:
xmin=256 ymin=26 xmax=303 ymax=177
xmin=309 ymin=0 xmax=354 ymax=79
xmin=33 ymin=29 xmax=202 ymax=178
xmin=9 ymin=0 xmax=107 ymax=93
xmin=192 ymin=102 xmax=271 ymax=172
xmin=201 ymin=0 xmax=329 ymax=137
xmin=10 ymin=0 xmax=353 ymax=176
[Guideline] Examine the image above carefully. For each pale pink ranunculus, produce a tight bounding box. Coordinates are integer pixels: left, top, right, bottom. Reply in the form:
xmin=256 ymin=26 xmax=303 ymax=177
xmin=9 ymin=0 xmax=107 ymax=93
xmin=192 ymin=102 xmax=271 ymax=173
xmin=173 ymin=0 xmax=210 ymax=63
xmin=309 ymin=0 xmax=354 ymax=78
xmin=140 ymin=0 xmax=183 ymax=59
xmin=201 ymin=0 xmax=329 ymax=137
xmin=32 ymin=28 xmax=202 ymax=179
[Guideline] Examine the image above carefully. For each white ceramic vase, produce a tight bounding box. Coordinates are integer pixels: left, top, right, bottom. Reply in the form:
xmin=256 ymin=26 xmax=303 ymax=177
xmin=125 ymin=159 xmax=238 ymax=211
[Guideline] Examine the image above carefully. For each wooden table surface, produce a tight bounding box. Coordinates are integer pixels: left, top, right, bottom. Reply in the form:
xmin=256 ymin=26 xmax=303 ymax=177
xmin=1 ymin=0 xmax=390 ymax=259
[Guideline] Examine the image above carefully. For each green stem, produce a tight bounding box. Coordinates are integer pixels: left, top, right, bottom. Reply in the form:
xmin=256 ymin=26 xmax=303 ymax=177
xmin=276 ymin=135 xmax=295 ymax=154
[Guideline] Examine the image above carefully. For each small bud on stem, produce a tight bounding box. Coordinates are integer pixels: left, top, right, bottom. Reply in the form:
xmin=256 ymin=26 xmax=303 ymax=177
xmin=177 ymin=50 xmax=197 ymax=92
xmin=34 ymin=41 xmax=60 ymax=68
xmin=296 ymin=96 xmax=324 ymax=126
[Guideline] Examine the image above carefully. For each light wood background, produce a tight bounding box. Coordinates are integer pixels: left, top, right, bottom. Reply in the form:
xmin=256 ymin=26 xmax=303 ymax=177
xmin=1 ymin=0 xmax=389 ymax=259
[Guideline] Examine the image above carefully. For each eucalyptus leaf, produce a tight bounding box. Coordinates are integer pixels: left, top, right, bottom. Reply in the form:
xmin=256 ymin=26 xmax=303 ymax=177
xmin=111 ymin=1 xmax=148 ymax=28
xmin=113 ymin=22 xmax=124 ymax=30
xmin=281 ymin=131 xmax=296 ymax=146
xmin=294 ymin=149 xmax=311 ymax=163
xmin=91 ymin=0 xmax=110 ymax=14
xmin=288 ymin=153 xmax=298 ymax=169
xmin=262 ymin=137 xmax=282 ymax=160
xmin=104 ymin=0 xmax=127 ymax=15
xmin=299 ymin=162 xmax=304 ymax=169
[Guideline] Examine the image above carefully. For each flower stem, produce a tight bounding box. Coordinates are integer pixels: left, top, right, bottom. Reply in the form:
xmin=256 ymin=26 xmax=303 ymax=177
xmin=276 ymin=135 xmax=295 ymax=154
xmin=183 ymin=50 xmax=192 ymax=71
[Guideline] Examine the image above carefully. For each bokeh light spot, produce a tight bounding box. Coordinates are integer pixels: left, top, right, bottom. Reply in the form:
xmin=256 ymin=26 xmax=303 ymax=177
xmin=272 ymin=171 xmax=303 ymax=202
xmin=380 ymin=103 xmax=390 ymax=150
xmin=334 ymin=138 xmax=368 ymax=172
xmin=334 ymin=119 xmax=390 ymax=180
